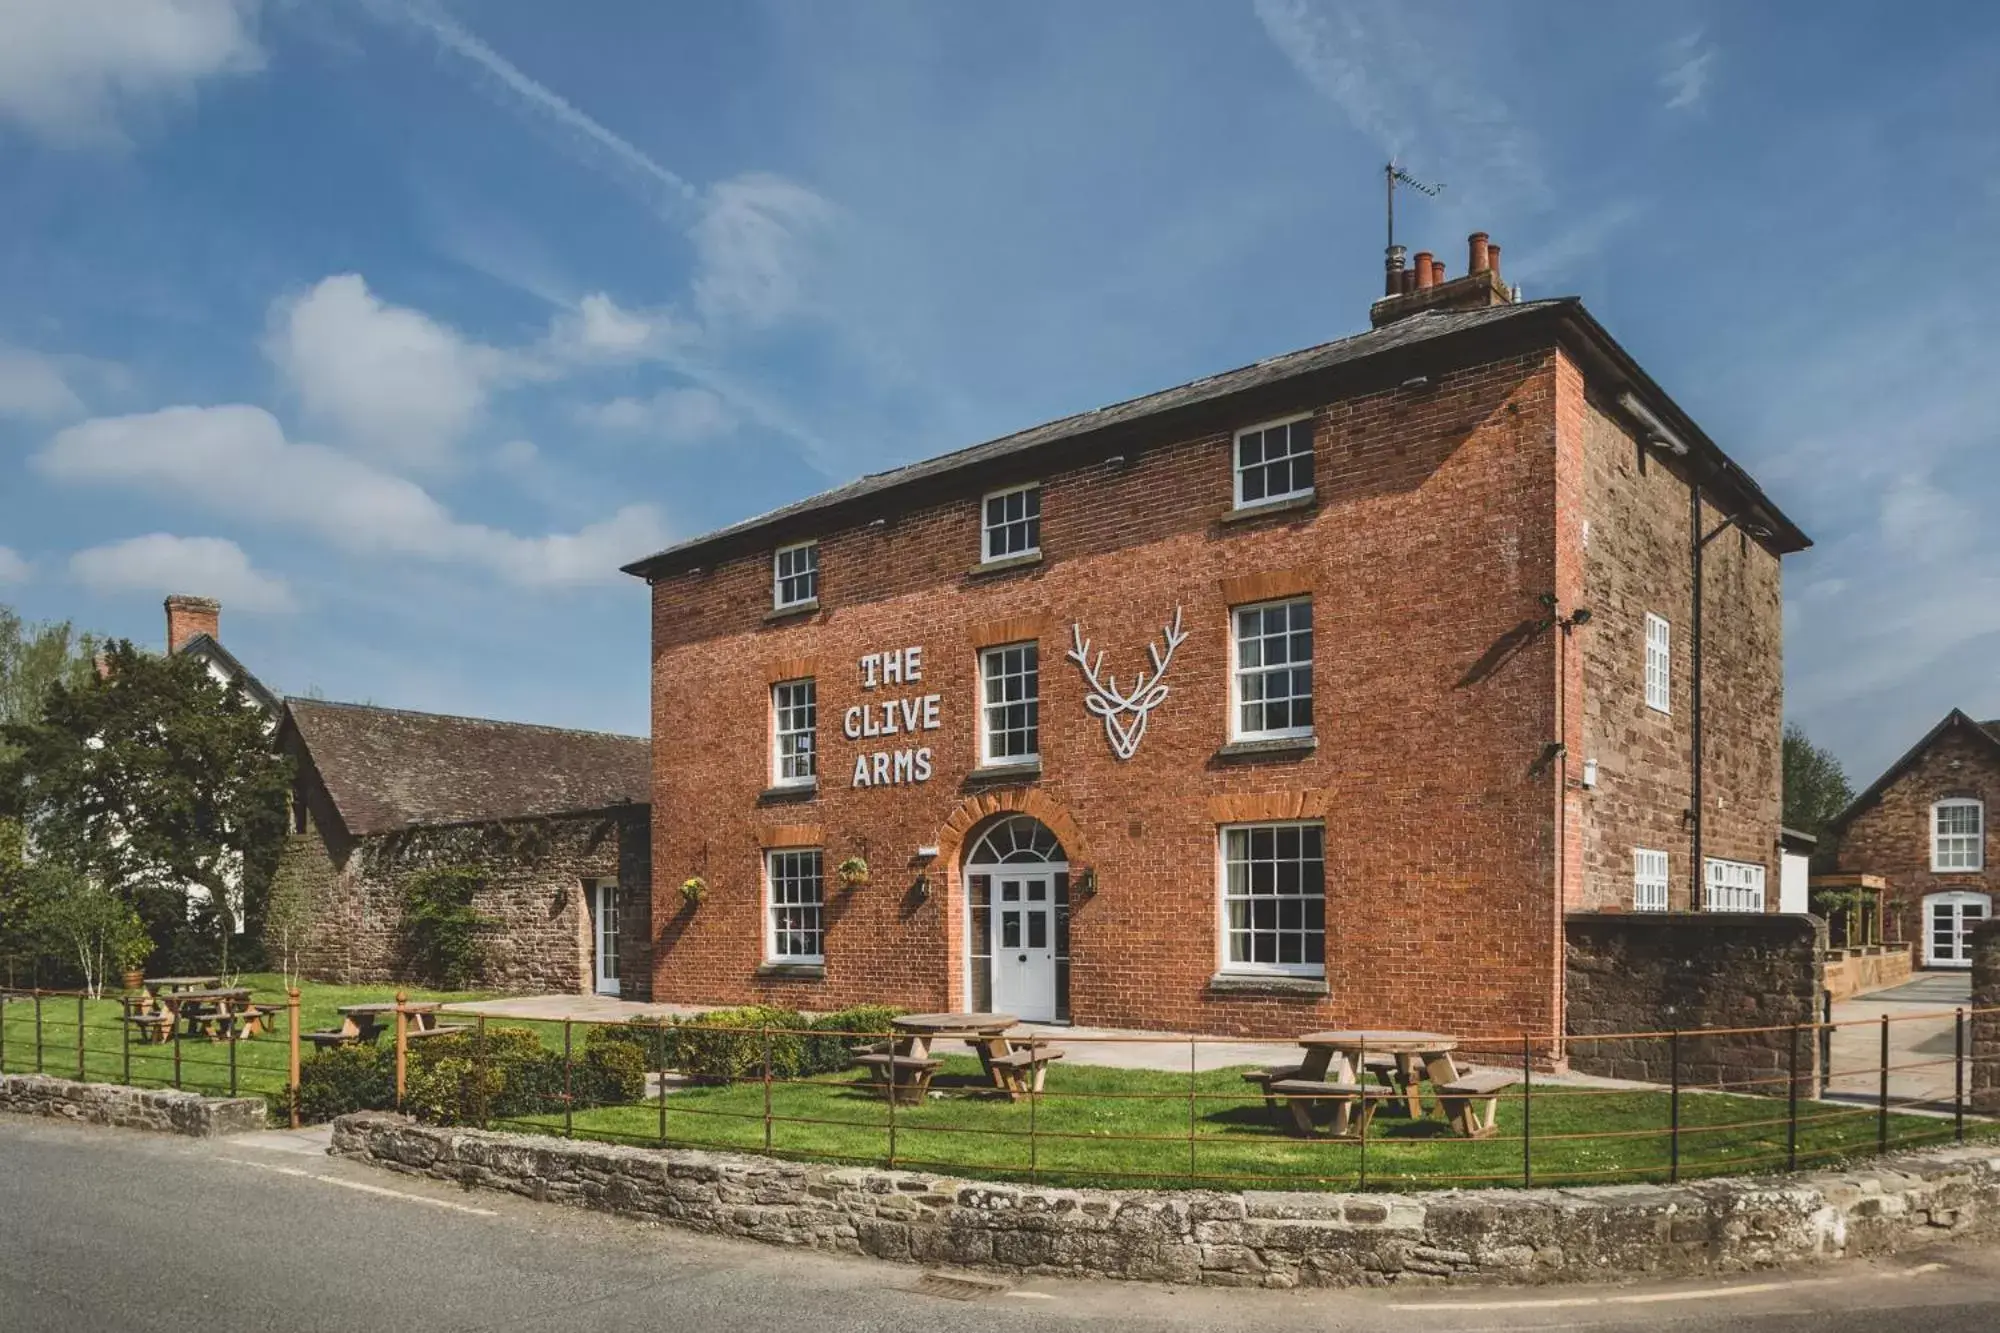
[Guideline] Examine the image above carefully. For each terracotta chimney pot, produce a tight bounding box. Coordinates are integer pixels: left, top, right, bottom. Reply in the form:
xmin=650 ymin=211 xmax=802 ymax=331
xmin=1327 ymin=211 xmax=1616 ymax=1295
xmin=1487 ymin=242 xmax=1501 ymax=281
xmin=1468 ymin=232 xmax=1490 ymax=274
xmin=1414 ymin=252 xmax=1435 ymax=290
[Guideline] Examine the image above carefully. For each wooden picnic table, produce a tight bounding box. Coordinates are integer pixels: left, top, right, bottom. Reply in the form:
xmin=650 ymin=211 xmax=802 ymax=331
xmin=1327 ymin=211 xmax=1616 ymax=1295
xmin=137 ymin=976 xmax=220 ymax=1009
xmin=129 ymin=987 xmax=273 ymax=1042
xmin=874 ymin=1013 xmax=1062 ymax=1102
xmin=1299 ymin=1030 xmax=1463 ymax=1117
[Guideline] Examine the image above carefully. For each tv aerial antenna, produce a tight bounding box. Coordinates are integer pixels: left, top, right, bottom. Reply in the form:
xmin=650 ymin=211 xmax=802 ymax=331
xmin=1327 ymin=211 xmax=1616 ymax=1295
xmin=1385 ymin=160 xmax=1444 ymax=257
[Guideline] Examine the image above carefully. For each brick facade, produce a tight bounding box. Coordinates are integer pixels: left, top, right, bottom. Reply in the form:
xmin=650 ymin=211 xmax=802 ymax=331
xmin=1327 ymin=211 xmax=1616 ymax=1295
xmin=639 ymin=298 xmax=1799 ymax=1039
xmin=1829 ymin=714 xmax=2000 ymax=960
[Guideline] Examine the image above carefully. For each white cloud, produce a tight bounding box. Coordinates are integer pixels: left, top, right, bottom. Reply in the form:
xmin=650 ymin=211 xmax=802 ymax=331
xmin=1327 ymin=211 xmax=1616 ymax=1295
xmin=493 ymin=438 xmax=538 ymax=470
xmin=38 ymin=404 xmax=669 ymax=587
xmin=70 ymin=534 xmax=292 ymax=611
xmin=0 ymin=346 xmax=84 ymax=419
xmin=0 ymin=546 xmax=29 ymax=585
xmin=693 ymin=174 xmax=837 ymax=330
xmin=1661 ymin=32 xmax=1715 ymax=112
xmin=265 ymin=274 xmax=518 ymax=470
xmin=542 ymin=292 xmax=692 ymax=365
xmin=576 ymin=387 xmax=733 ymax=442
xmin=0 ymin=0 xmax=262 ymax=144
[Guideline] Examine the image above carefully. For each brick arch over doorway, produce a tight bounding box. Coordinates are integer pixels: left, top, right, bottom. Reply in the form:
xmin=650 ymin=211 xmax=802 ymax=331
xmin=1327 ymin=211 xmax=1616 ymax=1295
xmin=932 ymin=789 xmax=1090 ymax=870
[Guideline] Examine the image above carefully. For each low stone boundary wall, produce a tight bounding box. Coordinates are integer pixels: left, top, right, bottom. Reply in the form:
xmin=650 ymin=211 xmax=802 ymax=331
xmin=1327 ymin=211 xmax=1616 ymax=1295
xmin=331 ymin=1113 xmax=2000 ymax=1289
xmin=1974 ymin=921 xmax=2000 ymax=1115
xmin=0 ymin=1074 xmax=267 ymax=1137
xmin=1824 ymin=944 xmax=1914 ymax=1002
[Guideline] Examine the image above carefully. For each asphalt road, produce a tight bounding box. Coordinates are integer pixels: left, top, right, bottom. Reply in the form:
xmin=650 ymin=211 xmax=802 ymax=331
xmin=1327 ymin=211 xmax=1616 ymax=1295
xmin=5 ymin=1114 xmax=2000 ymax=1333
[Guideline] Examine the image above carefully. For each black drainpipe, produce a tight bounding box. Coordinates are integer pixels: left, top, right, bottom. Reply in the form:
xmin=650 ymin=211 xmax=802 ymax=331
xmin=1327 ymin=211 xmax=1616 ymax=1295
xmin=1689 ymin=479 xmax=1705 ymax=911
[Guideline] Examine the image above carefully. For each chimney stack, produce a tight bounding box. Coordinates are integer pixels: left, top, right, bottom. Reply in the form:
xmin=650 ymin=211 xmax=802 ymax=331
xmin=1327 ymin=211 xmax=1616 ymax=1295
xmin=1367 ymin=229 xmax=1516 ymax=327
xmin=164 ymin=595 xmax=220 ymax=655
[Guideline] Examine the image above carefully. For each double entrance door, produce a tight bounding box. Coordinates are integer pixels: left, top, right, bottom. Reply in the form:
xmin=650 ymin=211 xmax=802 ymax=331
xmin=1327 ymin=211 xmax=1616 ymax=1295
xmin=990 ymin=872 xmax=1056 ymax=1022
xmin=1924 ymin=891 xmax=1990 ymax=969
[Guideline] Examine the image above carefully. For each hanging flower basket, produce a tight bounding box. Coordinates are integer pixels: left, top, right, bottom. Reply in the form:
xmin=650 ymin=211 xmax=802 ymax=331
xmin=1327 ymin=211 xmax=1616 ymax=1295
xmin=837 ymin=857 xmax=871 ymax=889
xmin=679 ymin=876 xmax=708 ymax=906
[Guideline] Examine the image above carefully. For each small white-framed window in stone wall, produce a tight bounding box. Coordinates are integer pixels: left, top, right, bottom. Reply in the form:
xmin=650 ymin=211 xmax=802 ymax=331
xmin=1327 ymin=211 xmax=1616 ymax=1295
xmin=771 ymin=678 xmax=817 ymax=786
xmin=1633 ymin=847 xmax=1669 ymax=912
xmin=773 ymin=541 xmax=818 ymax=609
xmin=1644 ymin=613 xmax=1671 ymax=713
xmin=1933 ymin=799 xmax=1985 ymax=872
xmin=1704 ymin=858 xmax=1766 ymax=913
xmin=981 ymin=483 xmax=1041 ymax=563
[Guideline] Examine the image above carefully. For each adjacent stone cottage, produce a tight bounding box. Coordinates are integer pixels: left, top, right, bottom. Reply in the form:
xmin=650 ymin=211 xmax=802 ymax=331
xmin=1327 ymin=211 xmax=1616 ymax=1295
xmin=268 ymin=698 xmax=652 ymax=997
xmin=1826 ymin=709 xmax=2000 ymax=968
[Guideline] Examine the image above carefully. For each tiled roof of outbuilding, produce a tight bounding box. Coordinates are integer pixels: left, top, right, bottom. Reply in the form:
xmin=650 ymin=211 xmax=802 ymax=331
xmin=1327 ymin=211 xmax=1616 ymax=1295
xmin=284 ymin=698 xmax=650 ymax=837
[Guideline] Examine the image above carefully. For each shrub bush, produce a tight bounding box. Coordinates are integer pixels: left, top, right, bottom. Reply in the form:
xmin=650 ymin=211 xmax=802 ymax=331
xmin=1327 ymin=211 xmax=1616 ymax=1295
xmin=297 ymin=1044 xmax=391 ymax=1122
xmin=672 ymin=1005 xmax=810 ymax=1083
xmin=801 ymin=1005 xmax=905 ymax=1076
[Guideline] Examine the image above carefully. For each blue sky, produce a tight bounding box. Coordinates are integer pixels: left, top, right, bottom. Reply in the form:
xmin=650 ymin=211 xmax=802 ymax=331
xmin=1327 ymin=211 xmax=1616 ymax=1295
xmin=1 ymin=1 xmax=1996 ymax=785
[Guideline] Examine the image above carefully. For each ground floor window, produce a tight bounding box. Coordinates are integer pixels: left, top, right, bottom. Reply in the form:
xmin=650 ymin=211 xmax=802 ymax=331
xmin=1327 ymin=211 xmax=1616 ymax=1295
xmin=1633 ymin=848 xmax=1669 ymax=912
xmin=1703 ymin=858 xmax=1766 ymax=913
xmin=765 ymin=849 xmax=824 ymax=963
xmin=1218 ymin=821 xmax=1326 ymax=976
xmin=1924 ymin=890 xmax=1990 ymax=968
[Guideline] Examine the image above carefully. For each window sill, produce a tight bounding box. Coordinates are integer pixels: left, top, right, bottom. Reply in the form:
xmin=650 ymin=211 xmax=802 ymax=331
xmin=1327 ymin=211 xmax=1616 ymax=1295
xmin=964 ymin=760 xmax=1042 ymax=786
xmin=1213 ymin=735 xmax=1318 ymax=762
xmin=765 ymin=599 xmax=820 ymax=623
xmin=1220 ymin=492 xmax=1317 ymax=526
xmin=967 ymin=551 xmax=1044 ymax=578
xmin=755 ymin=962 xmax=825 ymax=981
xmin=1207 ymin=972 xmax=1329 ymax=998
xmin=758 ymin=782 xmax=818 ymax=805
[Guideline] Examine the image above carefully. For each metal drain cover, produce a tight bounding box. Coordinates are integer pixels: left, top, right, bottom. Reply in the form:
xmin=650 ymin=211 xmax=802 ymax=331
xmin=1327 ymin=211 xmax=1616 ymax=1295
xmin=911 ymin=1272 xmax=1008 ymax=1302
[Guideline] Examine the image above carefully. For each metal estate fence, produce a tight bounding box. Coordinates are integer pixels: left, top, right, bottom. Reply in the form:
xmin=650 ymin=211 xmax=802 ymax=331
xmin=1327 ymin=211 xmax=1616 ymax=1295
xmin=4 ymin=987 xmax=1995 ymax=1192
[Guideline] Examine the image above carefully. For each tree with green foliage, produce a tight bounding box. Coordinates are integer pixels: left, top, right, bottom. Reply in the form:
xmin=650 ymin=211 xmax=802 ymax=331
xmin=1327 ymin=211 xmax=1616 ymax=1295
xmin=0 ymin=603 xmax=101 ymax=777
xmin=1783 ymin=723 xmax=1855 ymax=839
xmin=1 ymin=639 xmax=292 ymax=976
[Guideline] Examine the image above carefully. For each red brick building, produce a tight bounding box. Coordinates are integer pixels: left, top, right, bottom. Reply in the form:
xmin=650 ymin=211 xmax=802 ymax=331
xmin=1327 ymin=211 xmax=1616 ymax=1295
xmin=1826 ymin=710 xmax=2000 ymax=968
xmin=625 ymin=236 xmax=1808 ymax=1039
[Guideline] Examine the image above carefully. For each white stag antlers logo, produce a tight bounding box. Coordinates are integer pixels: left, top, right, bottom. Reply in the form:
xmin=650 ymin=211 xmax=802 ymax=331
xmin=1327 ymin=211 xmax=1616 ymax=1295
xmin=1067 ymin=607 xmax=1188 ymax=760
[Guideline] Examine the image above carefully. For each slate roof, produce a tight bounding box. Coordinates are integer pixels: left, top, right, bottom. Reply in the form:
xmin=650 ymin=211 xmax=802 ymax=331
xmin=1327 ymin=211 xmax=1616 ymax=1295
xmin=284 ymin=698 xmax=650 ymax=837
xmin=622 ymin=296 xmax=1809 ymax=578
xmin=1828 ymin=708 xmax=2000 ymax=832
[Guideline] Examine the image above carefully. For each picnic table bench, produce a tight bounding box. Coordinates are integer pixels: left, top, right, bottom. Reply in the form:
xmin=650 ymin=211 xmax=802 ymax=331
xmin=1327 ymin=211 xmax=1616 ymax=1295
xmin=851 ymin=1051 xmax=945 ymax=1104
xmin=304 ymin=1002 xmax=446 ymax=1049
xmin=1435 ymin=1067 xmax=1513 ymax=1139
xmin=1256 ymin=1030 xmax=1495 ymax=1139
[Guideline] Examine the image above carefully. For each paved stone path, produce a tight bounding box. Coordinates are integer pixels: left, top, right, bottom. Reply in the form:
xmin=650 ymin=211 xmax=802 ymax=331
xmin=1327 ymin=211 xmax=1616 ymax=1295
xmin=1828 ymin=971 xmax=1973 ymax=1110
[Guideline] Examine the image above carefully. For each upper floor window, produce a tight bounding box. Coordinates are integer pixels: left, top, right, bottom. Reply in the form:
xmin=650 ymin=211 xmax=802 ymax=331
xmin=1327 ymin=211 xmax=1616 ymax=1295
xmin=1233 ymin=415 xmax=1314 ymax=509
xmin=1933 ymin=799 xmax=1985 ymax=872
xmin=979 ymin=643 xmax=1040 ymax=766
xmin=1644 ymin=613 xmax=1671 ymax=713
xmin=1218 ymin=821 xmax=1326 ymax=977
xmin=982 ymin=484 xmax=1041 ymax=563
xmin=773 ymin=541 xmax=818 ymax=610
xmin=765 ymin=849 xmax=825 ymax=963
xmin=1633 ymin=848 xmax=1669 ymax=912
xmin=771 ymin=678 xmax=817 ymax=787
xmin=1231 ymin=597 xmax=1313 ymax=740
xmin=1704 ymin=858 xmax=1766 ymax=913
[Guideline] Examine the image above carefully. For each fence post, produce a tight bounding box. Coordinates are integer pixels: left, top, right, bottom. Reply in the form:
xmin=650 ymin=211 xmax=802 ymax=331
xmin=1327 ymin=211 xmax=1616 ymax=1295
xmin=884 ymin=1023 xmax=897 ymax=1170
xmin=228 ymin=1011 xmax=238 ymax=1098
xmin=172 ymin=997 xmax=182 ymax=1090
xmin=1786 ymin=1023 xmax=1800 ymax=1172
xmin=1877 ymin=1014 xmax=1889 ymax=1155
xmin=1029 ymin=1043 xmax=1040 ymax=1186
xmin=1355 ymin=1037 xmax=1367 ymax=1193
xmin=1 ymin=989 xmax=9 ymax=1072
xmin=1522 ymin=1035 xmax=1533 ymax=1188
xmin=761 ymin=1025 xmax=774 ymax=1154
xmin=393 ymin=990 xmax=408 ymax=1111
xmin=287 ymin=988 xmax=301 ymax=1129
xmin=475 ymin=1014 xmax=490 ymax=1133
xmin=121 ymin=994 xmax=132 ymax=1087
xmin=562 ymin=1018 xmax=574 ymax=1139
xmin=75 ymin=992 xmax=86 ymax=1081
xmin=1668 ymin=1029 xmax=1681 ymax=1184
xmin=1186 ymin=1036 xmax=1197 ymax=1188
xmin=1955 ymin=1007 xmax=1966 ymax=1144
xmin=655 ymin=1022 xmax=667 ymax=1147
xmin=34 ymin=991 xmax=43 ymax=1074
xmin=1819 ymin=991 xmax=1833 ymax=1098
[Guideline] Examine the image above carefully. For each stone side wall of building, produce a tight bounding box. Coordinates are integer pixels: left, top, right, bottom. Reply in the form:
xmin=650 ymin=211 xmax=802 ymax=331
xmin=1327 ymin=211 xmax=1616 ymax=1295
xmin=1831 ymin=725 xmax=2000 ymax=953
xmin=0 ymin=1074 xmax=266 ymax=1136
xmin=1972 ymin=921 xmax=2000 ymax=1114
xmin=1565 ymin=912 xmax=1824 ymax=1091
xmin=1572 ymin=387 xmax=1785 ymax=913
xmin=272 ymin=806 xmax=651 ymax=998
xmin=332 ymin=1113 xmax=2000 ymax=1290
xmin=649 ymin=330 xmax=1572 ymax=1039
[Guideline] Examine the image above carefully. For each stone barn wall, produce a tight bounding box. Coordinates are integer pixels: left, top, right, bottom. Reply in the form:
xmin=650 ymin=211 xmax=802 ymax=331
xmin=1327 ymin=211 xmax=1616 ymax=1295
xmin=1565 ymin=912 xmax=1824 ymax=1093
xmin=1972 ymin=920 xmax=2000 ymax=1114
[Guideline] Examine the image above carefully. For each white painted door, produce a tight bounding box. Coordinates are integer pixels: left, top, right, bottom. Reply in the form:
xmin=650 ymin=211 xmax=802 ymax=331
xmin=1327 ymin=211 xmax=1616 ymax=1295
xmin=594 ymin=880 xmax=621 ymax=996
xmin=1924 ymin=891 xmax=1990 ymax=968
xmin=989 ymin=873 xmax=1056 ymax=1022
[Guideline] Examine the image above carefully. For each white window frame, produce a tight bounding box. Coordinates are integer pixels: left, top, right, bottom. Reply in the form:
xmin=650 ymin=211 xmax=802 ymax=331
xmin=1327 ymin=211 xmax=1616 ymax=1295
xmin=1644 ymin=613 xmax=1671 ymax=714
xmin=1633 ymin=848 xmax=1669 ymax=912
xmin=1704 ymin=858 xmax=1766 ymax=913
xmin=980 ymin=482 xmax=1042 ymax=563
xmin=977 ymin=642 xmax=1040 ymax=767
xmin=770 ymin=677 xmax=817 ymax=788
xmin=1229 ymin=596 xmax=1314 ymax=742
xmin=773 ymin=541 xmax=818 ymax=610
xmin=1232 ymin=413 xmax=1315 ymax=510
xmin=764 ymin=848 xmax=825 ymax=964
xmin=1216 ymin=821 xmax=1327 ymax=978
xmin=1932 ymin=798 xmax=1986 ymax=873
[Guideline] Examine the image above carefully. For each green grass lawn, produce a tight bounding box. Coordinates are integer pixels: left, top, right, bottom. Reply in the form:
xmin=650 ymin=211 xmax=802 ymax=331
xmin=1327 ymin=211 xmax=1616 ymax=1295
xmin=503 ymin=1055 xmax=1988 ymax=1193
xmin=0 ymin=974 xmax=494 ymax=1101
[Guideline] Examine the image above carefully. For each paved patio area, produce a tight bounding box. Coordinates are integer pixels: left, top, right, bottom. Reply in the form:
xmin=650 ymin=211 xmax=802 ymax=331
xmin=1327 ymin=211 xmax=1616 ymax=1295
xmin=1826 ymin=971 xmax=1973 ymax=1111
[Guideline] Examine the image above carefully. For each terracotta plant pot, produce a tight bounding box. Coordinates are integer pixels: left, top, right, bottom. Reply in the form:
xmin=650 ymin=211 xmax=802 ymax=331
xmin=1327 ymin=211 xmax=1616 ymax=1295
xmin=121 ymin=969 xmax=145 ymax=993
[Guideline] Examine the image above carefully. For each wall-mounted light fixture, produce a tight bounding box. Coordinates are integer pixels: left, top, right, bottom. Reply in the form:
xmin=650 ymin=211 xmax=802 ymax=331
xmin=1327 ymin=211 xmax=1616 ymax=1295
xmin=1581 ymin=758 xmax=1598 ymax=789
xmin=1075 ymin=866 xmax=1099 ymax=898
